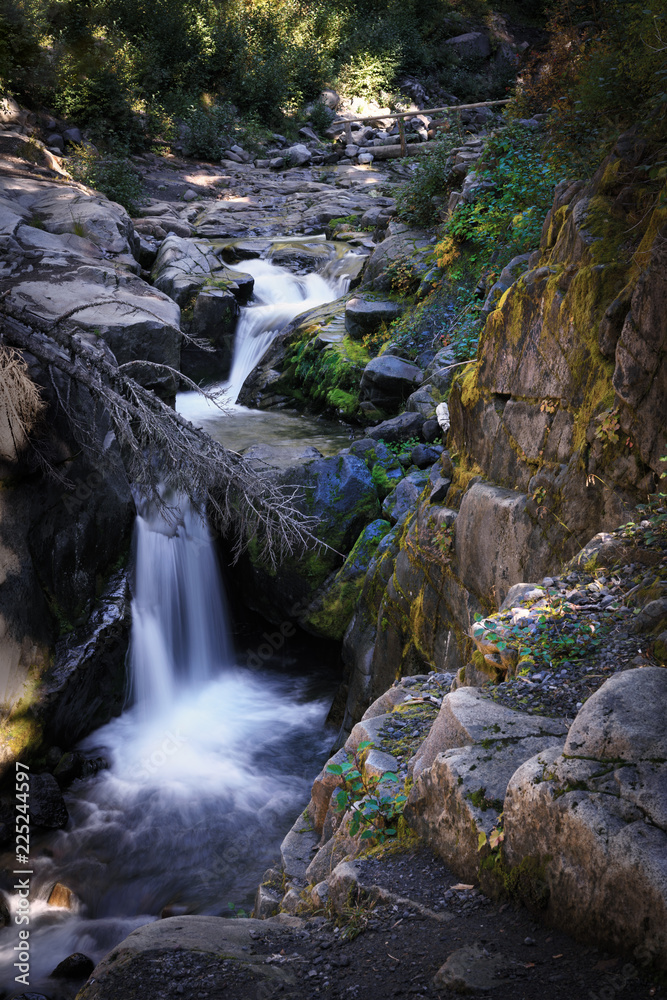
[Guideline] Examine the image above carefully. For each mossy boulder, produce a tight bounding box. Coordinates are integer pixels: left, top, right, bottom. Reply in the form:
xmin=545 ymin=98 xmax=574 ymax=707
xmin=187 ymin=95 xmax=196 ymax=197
xmin=303 ymin=519 xmax=392 ymax=640
xmin=239 ymin=454 xmax=381 ymax=624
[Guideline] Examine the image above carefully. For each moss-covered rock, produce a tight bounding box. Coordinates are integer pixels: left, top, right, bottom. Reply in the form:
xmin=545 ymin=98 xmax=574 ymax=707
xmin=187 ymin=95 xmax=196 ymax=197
xmin=304 ymin=519 xmax=392 ymax=640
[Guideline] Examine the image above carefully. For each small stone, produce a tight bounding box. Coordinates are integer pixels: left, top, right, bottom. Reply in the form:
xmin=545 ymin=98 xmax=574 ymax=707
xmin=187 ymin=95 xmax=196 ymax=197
xmin=50 ymin=952 xmax=95 ymax=979
xmin=183 ymin=189 xmax=197 ymax=202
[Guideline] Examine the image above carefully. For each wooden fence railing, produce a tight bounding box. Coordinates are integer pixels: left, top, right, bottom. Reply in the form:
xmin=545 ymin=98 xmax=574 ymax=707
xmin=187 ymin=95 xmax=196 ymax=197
xmin=333 ymin=99 xmax=511 ymax=158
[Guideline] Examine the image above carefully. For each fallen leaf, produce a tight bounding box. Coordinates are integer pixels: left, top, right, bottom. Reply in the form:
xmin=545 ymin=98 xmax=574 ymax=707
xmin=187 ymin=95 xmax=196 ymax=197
xmin=451 ymin=883 xmax=475 ymax=891
xmin=524 ymin=963 xmax=536 ymax=969
xmin=552 ymin=954 xmax=563 ymax=960
xmin=388 ymin=954 xmax=400 ymax=962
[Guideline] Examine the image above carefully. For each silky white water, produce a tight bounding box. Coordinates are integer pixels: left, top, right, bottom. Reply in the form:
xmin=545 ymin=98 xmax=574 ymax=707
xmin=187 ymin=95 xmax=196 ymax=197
xmin=0 ymin=252 xmax=346 ymax=995
xmin=178 ymin=253 xmax=351 ymax=425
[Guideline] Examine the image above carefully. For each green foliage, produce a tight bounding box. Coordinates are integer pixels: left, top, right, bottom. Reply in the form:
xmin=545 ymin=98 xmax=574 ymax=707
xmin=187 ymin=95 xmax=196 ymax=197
xmin=68 ymin=144 xmax=144 ymax=214
xmin=308 ymin=99 xmax=335 ymax=135
xmin=327 ymin=740 xmax=408 ymax=843
xmin=181 ymin=100 xmax=237 ymax=160
xmin=446 ymin=121 xmax=560 ymax=259
xmin=379 ymin=435 xmax=420 ymax=457
xmin=396 ymin=126 xmax=466 ymax=228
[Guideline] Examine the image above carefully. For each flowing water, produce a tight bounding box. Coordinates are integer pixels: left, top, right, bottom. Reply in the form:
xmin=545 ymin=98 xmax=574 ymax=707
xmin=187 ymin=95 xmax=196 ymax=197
xmin=0 ymin=245 xmax=353 ymax=994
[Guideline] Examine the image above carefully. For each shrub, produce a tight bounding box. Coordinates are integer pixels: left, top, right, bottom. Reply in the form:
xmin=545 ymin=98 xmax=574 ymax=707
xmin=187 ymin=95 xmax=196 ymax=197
xmin=68 ymin=144 xmax=144 ymax=214
xmin=396 ymin=125 xmax=466 ymax=227
xmin=180 ymin=101 xmax=237 ymax=160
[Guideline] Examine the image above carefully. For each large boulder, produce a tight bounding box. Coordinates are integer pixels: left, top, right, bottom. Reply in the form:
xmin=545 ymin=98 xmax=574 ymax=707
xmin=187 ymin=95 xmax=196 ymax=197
xmin=443 ymin=31 xmax=491 ymax=61
xmin=303 ymin=519 xmax=391 ymax=640
xmin=345 ymin=296 xmax=404 ymax=339
xmin=360 ymin=230 xmax=432 ymax=293
xmin=405 ymin=688 xmax=566 ymax=883
xmin=504 ymin=667 xmax=667 ymax=969
xmin=239 ymin=454 xmax=381 ymax=624
xmin=360 ymin=356 xmax=422 ymax=412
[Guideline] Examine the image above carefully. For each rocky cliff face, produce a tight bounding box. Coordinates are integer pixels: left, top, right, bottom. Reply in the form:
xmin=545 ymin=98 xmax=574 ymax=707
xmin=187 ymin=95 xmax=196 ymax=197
xmin=339 ymin=134 xmax=667 ymax=733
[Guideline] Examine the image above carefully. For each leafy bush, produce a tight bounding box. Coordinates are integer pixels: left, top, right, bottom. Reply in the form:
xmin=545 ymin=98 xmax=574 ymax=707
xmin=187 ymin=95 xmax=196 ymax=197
xmin=395 ymin=125 xmax=466 ymax=227
xmin=181 ymin=101 xmax=237 ymax=160
xmin=327 ymin=740 xmax=407 ymax=843
xmin=308 ymin=99 xmax=336 ymax=135
xmin=68 ymin=144 xmax=144 ymax=214
xmin=444 ymin=121 xmax=559 ymax=261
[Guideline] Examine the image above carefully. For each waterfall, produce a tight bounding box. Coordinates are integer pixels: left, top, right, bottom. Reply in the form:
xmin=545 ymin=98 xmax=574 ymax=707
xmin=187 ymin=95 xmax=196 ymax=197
xmin=177 ymin=251 xmax=352 ymax=425
xmin=128 ymin=496 xmax=232 ymax=714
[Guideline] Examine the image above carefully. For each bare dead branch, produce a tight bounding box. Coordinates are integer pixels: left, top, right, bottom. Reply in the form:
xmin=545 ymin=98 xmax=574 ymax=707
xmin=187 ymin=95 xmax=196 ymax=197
xmin=0 ymin=309 xmax=331 ymax=568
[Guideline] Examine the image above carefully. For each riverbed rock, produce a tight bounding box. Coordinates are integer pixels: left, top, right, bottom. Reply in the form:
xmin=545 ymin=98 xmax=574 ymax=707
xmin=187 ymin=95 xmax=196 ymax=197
xmin=50 ymin=952 xmax=95 ymax=979
xmin=344 ymin=296 xmax=404 ymax=339
xmin=360 ymin=356 xmax=422 ymax=411
xmin=30 ymin=773 xmax=69 ymax=828
xmin=504 ymin=667 xmax=667 ymax=969
xmin=182 ymin=285 xmax=239 ymax=379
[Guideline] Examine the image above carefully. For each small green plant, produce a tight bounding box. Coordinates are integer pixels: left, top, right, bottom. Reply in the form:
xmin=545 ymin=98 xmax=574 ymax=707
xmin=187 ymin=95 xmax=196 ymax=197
xmin=435 ymin=523 xmax=455 ymax=563
xmin=68 ymin=144 xmax=144 ymax=215
xmin=594 ymin=407 xmax=620 ymax=445
xmin=227 ymin=901 xmax=248 ymax=917
xmin=378 ymin=436 xmax=420 ymax=458
xmin=309 ymin=99 xmax=335 ymax=134
xmin=327 ymin=740 xmax=407 ymax=843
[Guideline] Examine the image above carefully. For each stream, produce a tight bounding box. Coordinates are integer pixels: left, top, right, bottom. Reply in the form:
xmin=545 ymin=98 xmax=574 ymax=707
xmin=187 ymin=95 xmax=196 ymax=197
xmin=0 ymin=242 xmax=361 ymax=995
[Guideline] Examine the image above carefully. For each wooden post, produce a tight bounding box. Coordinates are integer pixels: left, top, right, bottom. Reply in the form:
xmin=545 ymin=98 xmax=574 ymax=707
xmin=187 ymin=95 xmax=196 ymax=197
xmin=345 ymin=122 xmax=352 ymax=145
xmin=398 ymin=118 xmax=407 ymax=157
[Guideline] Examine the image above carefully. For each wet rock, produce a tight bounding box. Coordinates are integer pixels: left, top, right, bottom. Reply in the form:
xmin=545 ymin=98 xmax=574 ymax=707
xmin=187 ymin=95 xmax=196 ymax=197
xmin=253 ymin=884 xmax=281 ymax=919
xmin=345 ymin=296 xmax=404 ymax=339
xmin=360 ymin=356 xmax=422 ymax=412
xmin=367 ymin=412 xmax=425 ymax=443
xmin=0 ymin=891 xmax=10 ymax=926
xmin=30 ymin=774 xmax=68 ymax=828
xmin=183 ymin=286 xmax=239 ymax=379
xmin=50 ymin=953 xmax=95 ymax=979
xmin=48 ymin=883 xmax=77 ymax=908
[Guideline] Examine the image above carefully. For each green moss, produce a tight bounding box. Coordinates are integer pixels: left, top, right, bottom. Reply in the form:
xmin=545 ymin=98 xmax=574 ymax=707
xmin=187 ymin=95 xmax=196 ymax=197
xmin=481 ymin=853 xmax=551 ymax=909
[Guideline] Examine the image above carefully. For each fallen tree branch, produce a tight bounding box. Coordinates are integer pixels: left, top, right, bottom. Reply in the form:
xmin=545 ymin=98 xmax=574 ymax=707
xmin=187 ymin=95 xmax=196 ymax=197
xmin=1 ymin=309 xmax=330 ymax=567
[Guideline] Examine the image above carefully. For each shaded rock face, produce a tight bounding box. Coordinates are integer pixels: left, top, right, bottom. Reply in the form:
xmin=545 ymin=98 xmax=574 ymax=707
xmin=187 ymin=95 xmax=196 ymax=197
xmin=504 ymin=667 xmax=667 ymax=969
xmin=337 ymin=137 xmax=667 ymax=733
xmin=0 ymin=172 xmax=182 ymax=397
xmin=0 ymin=349 xmax=133 ymax=769
xmin=238 ymin=454 xmax=381 ymax=624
